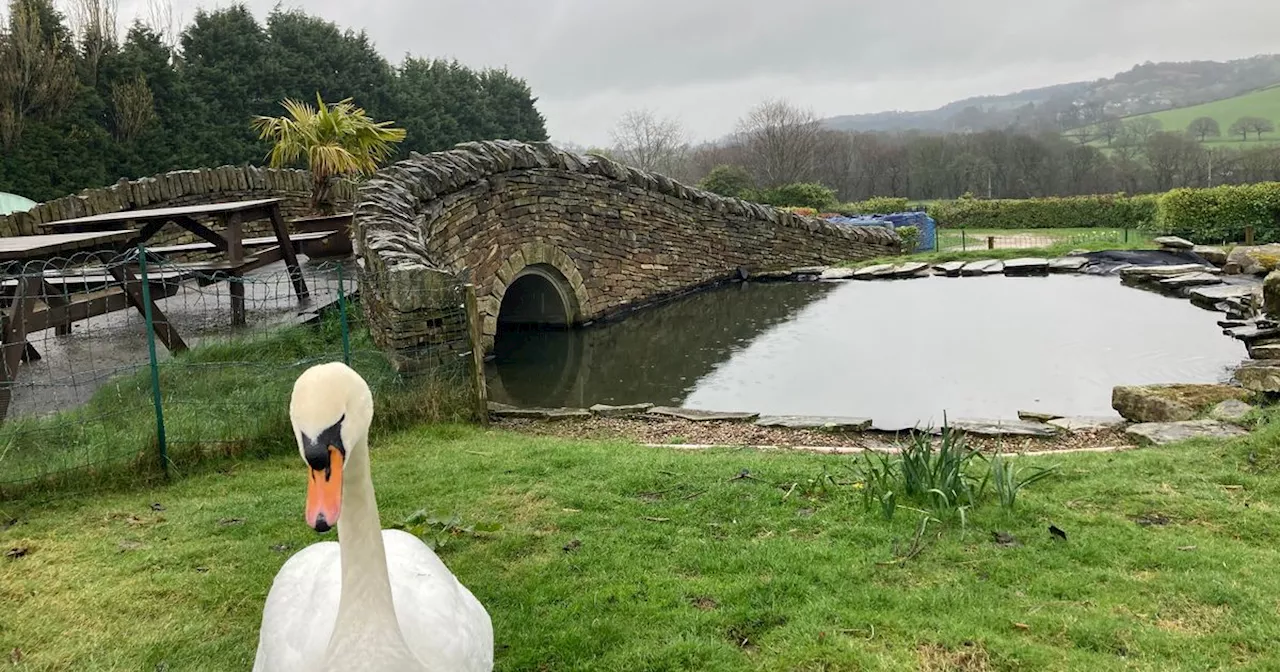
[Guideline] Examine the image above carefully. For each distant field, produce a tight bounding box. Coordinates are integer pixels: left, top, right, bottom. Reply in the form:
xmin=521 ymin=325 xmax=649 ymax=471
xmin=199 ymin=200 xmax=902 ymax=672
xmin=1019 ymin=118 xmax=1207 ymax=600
xmin=1083 ymin=85 xmax=1280 ymax=149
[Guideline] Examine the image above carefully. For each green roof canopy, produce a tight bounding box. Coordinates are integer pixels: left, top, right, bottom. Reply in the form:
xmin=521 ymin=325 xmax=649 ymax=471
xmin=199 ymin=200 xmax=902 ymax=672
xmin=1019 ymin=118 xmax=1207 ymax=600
xmin=0 ymin=192 xmax=37 ymax=216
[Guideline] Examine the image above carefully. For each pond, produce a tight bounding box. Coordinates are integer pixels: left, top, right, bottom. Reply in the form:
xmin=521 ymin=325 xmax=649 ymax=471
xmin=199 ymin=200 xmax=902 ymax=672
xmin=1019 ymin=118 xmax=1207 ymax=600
xmin=485 ymin=274 xmax=1246 ymax=430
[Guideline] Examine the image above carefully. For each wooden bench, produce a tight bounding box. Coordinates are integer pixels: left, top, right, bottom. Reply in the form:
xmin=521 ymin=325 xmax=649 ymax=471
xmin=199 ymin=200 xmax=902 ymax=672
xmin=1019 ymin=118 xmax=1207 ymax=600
xmin=145 ymin=230 xmax=338 ymax=256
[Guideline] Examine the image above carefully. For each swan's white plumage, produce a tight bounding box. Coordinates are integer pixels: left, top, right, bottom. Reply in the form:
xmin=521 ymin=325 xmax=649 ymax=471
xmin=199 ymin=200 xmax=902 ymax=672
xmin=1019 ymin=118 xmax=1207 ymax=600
xmin=251 ymin=361 xmax=493 ymax=672
xmin=252 ymin=530 xmax=493 ymax=671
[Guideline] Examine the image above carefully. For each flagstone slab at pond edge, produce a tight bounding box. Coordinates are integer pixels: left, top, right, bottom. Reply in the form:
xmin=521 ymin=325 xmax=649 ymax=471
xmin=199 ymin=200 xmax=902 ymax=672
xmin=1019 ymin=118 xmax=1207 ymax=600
xmin=1126 ymin=420 xmax=1249 ymax=446
xmin=647 ymin=407 xmax=761 ymax=422
xmin=754 ymin=415 xmax=874 ymax=431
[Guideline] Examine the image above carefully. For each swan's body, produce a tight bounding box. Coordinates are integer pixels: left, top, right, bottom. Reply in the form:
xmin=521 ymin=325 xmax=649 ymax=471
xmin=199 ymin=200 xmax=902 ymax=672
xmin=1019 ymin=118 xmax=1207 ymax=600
xmin=252 ymin=362 xmax=493 ymax=672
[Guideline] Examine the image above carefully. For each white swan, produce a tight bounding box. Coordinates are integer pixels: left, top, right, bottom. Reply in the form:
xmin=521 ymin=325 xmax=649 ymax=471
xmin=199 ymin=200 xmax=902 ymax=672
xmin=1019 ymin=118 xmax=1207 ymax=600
xmin=252 ymin=361 xmax=494 ymax=672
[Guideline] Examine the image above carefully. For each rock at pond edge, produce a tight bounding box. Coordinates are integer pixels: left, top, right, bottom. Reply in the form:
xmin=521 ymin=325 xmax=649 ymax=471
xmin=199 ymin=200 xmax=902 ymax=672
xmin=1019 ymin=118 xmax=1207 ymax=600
xmin=648 ymin=407 xmax=760 ymax=422
xmin=1047 ymin=416 xmax=1128 ymax=432
xmin=490 ymin=405 xmax=593 ymax=421
xmin=819 ymin=267 xmax=858 ymax=281
xmin=1154 ymin=236 xmax=1195 ymax=250
xmin=1125 ymin=420 xmax=1248 ymax=446
xmin=1111 ymin=384 xmax=1251 ymax=423
xmin=755 ymin=415 xmax=873 ymax=431
xmin=1193 ymin=246 xmax=1228 ymax=266
xmin=1234 ymin=362 xmax=1280 ymax=393
xmin=1002 ymin=258 xmax=1051 ymax=275
xmin=1048 ymin=257 xmax=1089 ymax=273
xmin=590 ymin=403 xmax=656 ymax=417
xmin=942 ymin=419 xmax=1059 ymax=437
xmin=1210 ymin=399 xmax=1254 ymax=424
xmin=933 ymin=261 xmax=966 ymax=276
xmin=1018 ymin=410 xmax=1064 ymax=422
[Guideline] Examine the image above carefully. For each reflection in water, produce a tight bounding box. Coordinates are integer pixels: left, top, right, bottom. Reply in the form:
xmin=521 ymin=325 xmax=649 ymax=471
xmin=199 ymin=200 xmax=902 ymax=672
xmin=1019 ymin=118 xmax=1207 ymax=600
xmin=487 ymin=281 xmax=833 ymax=408
xmin=487 ymin=275 xmax=1246 ymax=429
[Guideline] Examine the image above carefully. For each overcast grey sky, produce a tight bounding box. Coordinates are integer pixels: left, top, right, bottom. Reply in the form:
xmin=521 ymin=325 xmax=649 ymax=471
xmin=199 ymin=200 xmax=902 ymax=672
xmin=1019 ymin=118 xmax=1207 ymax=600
xmin=116 ymin=0 xmax=1280 ymax=146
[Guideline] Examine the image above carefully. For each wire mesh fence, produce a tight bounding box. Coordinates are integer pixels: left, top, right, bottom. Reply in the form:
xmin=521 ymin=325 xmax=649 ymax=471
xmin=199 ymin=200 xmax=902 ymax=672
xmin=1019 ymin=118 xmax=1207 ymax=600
xmin=936 ymin=228 xmax=1146 ymax=252
xmin=0 ymin=247 xmax=485 ymax=500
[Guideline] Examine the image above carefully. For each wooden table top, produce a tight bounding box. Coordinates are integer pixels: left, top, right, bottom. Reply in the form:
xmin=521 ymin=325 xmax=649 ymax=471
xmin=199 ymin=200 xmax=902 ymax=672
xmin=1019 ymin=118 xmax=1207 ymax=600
xmin=0 ymin=230 xmax=136 ymax=262
xmin=44 ymin=198 xmax=284 ymax=229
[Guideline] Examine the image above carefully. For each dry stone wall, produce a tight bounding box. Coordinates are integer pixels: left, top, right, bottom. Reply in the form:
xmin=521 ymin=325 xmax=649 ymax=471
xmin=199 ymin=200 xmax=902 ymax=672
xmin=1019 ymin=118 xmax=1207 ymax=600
xmin=354 ymin=139 xmax=901 ymax=367
xmin=0 ymin=166 xmax=355 ymax=255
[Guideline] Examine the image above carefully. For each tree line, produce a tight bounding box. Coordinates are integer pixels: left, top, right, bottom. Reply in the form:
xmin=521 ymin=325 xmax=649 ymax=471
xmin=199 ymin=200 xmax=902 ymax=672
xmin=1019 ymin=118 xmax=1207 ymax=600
xmin=596 ymin=101 xmax=1280 ymax=205
xmin=0 ymin=0 xmax=547 ymax=203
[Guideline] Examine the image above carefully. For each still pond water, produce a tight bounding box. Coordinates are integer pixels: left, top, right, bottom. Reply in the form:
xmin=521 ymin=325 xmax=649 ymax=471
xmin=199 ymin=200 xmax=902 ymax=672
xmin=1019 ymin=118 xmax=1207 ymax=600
xmin=486 ymin=274 xmax=1246 ymax=430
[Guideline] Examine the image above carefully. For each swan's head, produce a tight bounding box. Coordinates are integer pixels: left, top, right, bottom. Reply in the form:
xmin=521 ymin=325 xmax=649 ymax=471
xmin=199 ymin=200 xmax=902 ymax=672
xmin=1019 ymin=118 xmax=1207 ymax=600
xmin=288 ymin=361 xmax=374 ymax=534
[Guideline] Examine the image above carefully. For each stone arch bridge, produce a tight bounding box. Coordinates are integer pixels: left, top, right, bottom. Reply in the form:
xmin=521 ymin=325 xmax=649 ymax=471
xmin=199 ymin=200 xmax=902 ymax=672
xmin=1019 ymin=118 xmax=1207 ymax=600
xmin=351 ymin=140 xmax=900 ymax=369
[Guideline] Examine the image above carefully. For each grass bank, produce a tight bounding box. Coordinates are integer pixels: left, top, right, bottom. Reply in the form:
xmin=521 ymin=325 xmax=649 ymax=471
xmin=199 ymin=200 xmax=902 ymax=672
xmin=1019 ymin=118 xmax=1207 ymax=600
xmin=843 ymin=228 xmax=1161 ymax=270
xmin=0 ymin=307 xmax=477 ymax=500
xmin=4 ymin=418 xmax=1280 ymax=670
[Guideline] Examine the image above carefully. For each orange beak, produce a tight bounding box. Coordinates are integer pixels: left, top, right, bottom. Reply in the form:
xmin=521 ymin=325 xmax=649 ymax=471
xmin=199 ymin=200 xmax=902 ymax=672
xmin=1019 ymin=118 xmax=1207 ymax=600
xmin=305 ymin=446 xmax=343 ymax=532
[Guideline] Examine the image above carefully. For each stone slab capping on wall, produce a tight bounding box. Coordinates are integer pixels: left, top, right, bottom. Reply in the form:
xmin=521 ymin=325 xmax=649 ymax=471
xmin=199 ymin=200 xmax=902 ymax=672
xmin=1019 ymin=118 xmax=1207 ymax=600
xmin=0 ymin=166 xmax=357 ymax=250
xmin=351 ymin=139 xmax=902 ymax=368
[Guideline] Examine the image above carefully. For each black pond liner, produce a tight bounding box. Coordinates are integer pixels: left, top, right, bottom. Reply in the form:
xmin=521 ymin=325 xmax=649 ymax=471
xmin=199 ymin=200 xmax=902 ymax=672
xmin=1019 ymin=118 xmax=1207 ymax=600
xmin=1078 ymin=249 xmax=1212 ymax=274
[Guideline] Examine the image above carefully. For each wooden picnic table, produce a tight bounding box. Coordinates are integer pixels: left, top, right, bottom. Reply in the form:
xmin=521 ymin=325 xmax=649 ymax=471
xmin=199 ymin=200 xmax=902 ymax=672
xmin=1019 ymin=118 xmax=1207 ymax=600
xmin=0 ymin=228 xmax=182 ymax=422
xmin=0 ymin=230 xmax=135 ymax=263
xmin=45 ymin=198 xmax=313 ymax=326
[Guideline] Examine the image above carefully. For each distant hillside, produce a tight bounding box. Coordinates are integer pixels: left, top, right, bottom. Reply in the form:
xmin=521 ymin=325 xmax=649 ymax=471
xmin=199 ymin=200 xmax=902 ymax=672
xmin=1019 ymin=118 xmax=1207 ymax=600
xmin=1116 ymin=85 xmax=1280 ymax=146
xmin=822 ymin=54 xmax=1280 ymax=134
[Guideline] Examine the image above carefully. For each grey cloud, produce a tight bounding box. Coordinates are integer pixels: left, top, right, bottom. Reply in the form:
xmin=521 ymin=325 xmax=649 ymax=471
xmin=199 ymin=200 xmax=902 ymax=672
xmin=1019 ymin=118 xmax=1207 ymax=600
xmin=118 ymin=0 xmax=1280 ymax=143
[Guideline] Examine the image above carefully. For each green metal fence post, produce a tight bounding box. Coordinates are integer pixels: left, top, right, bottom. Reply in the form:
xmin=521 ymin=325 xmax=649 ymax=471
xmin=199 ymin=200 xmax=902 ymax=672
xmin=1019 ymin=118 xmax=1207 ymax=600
xmin=138 ymin=244 xmax=169 ymax=477
xmin=1124 ymin=227 xmax=1129 ymax=244
xmin=337 ymin=263 xmax=352 ymax=366
xmin=961 ymin=230 xmax=967 ymax=252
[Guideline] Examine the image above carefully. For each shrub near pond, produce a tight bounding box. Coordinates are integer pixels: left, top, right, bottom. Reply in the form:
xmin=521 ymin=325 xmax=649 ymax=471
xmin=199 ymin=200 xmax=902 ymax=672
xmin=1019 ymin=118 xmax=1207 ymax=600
xmin=928 ymin=193 xmax=1159 ymax=229
xmin=1154 ymin=182 xmax=1280 ymax=244
xmin=838 ymin=197 xmax=911 ymax=215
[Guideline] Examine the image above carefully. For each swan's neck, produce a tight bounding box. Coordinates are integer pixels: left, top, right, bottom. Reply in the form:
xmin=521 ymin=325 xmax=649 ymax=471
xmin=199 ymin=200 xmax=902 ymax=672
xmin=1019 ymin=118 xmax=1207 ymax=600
xmin=321 ymin=441 xmax=424 ymax=670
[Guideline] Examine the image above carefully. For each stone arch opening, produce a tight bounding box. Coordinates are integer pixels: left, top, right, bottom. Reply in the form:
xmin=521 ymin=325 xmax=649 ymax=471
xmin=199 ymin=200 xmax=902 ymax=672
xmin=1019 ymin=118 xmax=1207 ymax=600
xmin=490 ymin=263 xmax=585 ymax=406
xmin=496 ymin=264 xmax=578 ymax=331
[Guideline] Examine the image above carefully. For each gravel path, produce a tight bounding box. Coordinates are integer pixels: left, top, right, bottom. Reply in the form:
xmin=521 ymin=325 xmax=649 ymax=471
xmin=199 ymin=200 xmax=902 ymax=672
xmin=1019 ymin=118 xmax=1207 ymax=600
xmin=494 ymin=415 xmax=1134 ymax=455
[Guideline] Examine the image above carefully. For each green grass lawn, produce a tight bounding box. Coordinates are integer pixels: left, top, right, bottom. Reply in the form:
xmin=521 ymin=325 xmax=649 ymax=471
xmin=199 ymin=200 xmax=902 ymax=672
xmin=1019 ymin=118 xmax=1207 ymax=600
xmin=0 ymin=307 xmax=476 ymax=499
xmin=4 ymin=419 xmax=1280 ymax=670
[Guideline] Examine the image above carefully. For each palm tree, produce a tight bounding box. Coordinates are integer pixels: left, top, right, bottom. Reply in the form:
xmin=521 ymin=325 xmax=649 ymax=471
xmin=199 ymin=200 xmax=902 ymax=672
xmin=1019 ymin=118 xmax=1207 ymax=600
xmin=251 ymin=94 xmax=407 ymax=213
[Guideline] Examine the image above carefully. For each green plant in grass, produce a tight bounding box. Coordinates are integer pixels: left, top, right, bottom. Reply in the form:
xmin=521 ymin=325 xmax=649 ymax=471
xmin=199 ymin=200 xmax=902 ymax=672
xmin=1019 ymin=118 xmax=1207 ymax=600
xmin=986 ymin=453 xmax=1059 ymax=511
xmin=393 ymin=510 xmax=504 ymax=551
xmin=857 ymin=450 xmax=898 ymax=520
xmin=899 ymin=421 xmax=986 ymax=514
xmin=855 ymin=417 xmax=1054 ymax=521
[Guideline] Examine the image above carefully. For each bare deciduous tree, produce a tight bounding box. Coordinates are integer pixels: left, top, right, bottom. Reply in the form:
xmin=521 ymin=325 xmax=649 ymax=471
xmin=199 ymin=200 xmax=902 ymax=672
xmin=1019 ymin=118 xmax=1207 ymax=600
xmin=67 ymin=0 xmax=117 ymax=84
xmin=1125 ymin=117 xmax=1164 ymax=145
xmin=1229 ymin=116 xmax=1276 ymax=141
xmin=1096 ymin=117 xmax=1123 ymax=146
xmin=733 ymin=98 xmax=821 ymax=187
xmin=143 ymin=0 xmax=180 ymax=56
xmin=110 ymin=73 xmax=154 ymax=142
xmin=1187 ymin=116 xmax=1221 ymax=142
xmin=608 ymin=108 xmax=689 ymax=178
xmin=0 ymin=0 xmax=79 ymax=148
xmin=1146 ymin=131 xmax=1205 ymax=191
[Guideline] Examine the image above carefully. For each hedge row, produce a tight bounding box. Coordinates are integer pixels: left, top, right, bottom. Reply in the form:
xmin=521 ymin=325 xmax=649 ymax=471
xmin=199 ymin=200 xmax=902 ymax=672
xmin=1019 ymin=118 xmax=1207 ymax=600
xmin=837 ymin=197 xmax=910 ymax=216
xmin=1154 ymin=182 xmax=1280 ymax=244
xmin=927 ymin=194 xmax=1159 ymax=230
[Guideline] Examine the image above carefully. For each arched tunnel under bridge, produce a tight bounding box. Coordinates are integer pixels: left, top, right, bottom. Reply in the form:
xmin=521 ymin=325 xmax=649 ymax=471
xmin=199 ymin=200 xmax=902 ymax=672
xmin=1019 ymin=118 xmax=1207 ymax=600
xmin=490 ymin=264 xmax=586 ymax=406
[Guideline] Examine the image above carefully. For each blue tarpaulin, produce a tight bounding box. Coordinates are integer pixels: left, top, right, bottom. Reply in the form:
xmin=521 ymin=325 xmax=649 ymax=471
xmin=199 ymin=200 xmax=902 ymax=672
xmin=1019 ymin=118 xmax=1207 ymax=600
xmin=823 ymin=211 xmax=937 ymax=252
